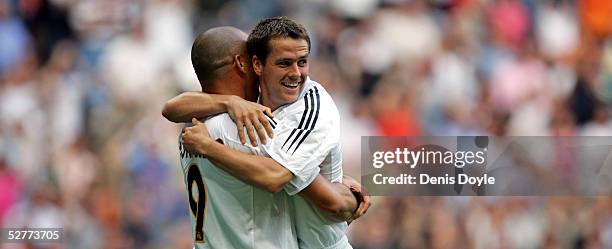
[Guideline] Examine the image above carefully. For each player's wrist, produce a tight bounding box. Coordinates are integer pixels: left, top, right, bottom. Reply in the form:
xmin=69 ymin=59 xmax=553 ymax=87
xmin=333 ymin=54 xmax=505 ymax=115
xmin=226 ymin=95 xmax=245 ymax=110
xmin=197 ymin=137 xmax=215 ymax=156
xmin=221 ymin=95 xmax=234 ymax=112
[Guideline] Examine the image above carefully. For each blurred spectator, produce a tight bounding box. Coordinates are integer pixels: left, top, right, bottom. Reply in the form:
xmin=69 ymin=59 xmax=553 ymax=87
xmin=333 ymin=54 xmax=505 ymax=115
xmin=535 ymin=0 xmax=578 ymax=61
xmin=0 ymin=157 xmax=21 ymax=226
xmin=53 ymin=135 xmax=98 ymax=206
xmin=2 ymin=182 xmax=63 ymax=229
xmin=579 ymin=0 xmax=612 ymax=42
xmin=375 ymin=1 xmax=441 ymax=63
xmin=486 ymin=0 xmax=530 ymax=50
xmin=0 ymin=0 xmax=30 ymax=75
xmin=569 ymin=42 xmax=604 ymax=126
xmin=99 ymin=17 xmax=164 ymax=107
xmin=0 ymin=51 xmax=47 ymax=180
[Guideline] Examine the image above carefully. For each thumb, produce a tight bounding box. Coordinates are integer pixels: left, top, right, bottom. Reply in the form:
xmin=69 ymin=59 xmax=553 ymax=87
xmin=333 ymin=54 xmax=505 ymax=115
xmin=192 ymin=118 xmax=199 ymax=125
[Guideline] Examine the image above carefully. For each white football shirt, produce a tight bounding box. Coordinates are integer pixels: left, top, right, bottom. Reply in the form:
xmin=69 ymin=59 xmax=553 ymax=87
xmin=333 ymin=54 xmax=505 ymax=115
xmin=179 ymin=114 xmax=299 ymax=249
xmin=260 ymin=79 xmax=352 ymax=249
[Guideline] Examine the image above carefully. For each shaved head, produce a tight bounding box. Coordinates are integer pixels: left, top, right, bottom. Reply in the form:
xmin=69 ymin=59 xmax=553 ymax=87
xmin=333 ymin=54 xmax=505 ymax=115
xmin=191 ymin=26 xmax=248 ymax=86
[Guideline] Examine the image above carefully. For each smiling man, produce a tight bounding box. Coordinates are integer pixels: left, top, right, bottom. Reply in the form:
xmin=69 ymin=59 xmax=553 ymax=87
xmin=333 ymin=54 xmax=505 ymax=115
xmin=246 ymin=18 xmax=310 ymax=111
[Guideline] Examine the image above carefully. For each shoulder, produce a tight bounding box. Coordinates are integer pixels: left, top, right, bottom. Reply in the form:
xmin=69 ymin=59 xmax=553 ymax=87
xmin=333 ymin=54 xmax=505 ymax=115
xmin=203 ymin=113 xmax=236 ymax=139
xmin=306 ymin=80 xmax=336 ymax=109
xmin=310 ymin=80 xmax=339 ymax=119
xmin=205 ymin=113 xmax=264 ymax=154
xmin=204 ymin=113 xmax=234 ymax=125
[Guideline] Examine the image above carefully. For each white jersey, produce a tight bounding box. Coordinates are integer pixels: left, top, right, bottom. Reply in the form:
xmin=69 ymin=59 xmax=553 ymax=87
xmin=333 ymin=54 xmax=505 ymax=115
xmin=260 ymin=79 xmax=352 ymax=249
xmin=178 ymin=115 xmax=298 ymax=249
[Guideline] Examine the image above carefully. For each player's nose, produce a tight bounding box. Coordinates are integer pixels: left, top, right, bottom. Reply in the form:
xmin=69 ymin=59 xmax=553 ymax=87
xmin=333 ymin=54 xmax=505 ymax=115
xmin=288 ymin=63 xmax=301 ymax=78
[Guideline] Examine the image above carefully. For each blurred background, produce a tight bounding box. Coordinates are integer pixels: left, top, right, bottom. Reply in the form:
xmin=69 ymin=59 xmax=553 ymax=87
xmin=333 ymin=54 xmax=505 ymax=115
xmin=1 ymin=0 xmax=612 ymax=248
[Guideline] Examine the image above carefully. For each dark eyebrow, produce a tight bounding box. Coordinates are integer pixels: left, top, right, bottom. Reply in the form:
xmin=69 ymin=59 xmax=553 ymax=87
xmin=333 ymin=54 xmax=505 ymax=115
xmin=274 ymin=58 xmax=292 ymax=64
xmin=274 ymin=53 xmax=309 ymax=63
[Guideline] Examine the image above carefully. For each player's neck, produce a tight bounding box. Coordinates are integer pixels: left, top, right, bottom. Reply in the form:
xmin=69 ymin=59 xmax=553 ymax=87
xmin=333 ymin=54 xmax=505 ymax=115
xmin=259 ymin=93 xmax=281 ymax=111
xmin=204 ymin=80 xmax=246 ymax=99
xmin=244 ymin=80 xmax=259 ymax=102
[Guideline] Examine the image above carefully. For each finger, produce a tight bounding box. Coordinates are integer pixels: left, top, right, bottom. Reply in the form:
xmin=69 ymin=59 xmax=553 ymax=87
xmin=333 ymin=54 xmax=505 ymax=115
xmin=182 ymin=129 xmax=193 ymax=140
xmin=263 ymin=107 xmax=273 ymax=118
xmin=192 ymin=118 xmax=198 ymax=125
xmin=251 ymin=118 xmax=267 ymax=145
xmin=354 ymin=202 xmax=367 ymax=218
xmin=244 ymin=119 xmax=258 ymax=146
xmin=181 ymin=138 xmax=191 ymax=148
xmin=354 ymin=201 xmax=369 ymax=218
xmin=257 ymin=113 xmax=274 ymax=141
xmin=236 ymin=119 xmax=246 ymax=144
xmin=353 ymin=185 xmax=361 ymax=194
xmin=352 ymin=201 xmax=366 ymax=219
xmin=361 ymin=195 xmax=371 ymax=214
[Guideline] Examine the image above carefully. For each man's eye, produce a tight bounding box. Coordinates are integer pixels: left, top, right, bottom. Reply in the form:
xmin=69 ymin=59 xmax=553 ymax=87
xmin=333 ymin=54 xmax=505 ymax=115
xmin=298 ymin=60 xmax=307 ymax=67
xmin=277 ymin=61 xmax=290 ymax=67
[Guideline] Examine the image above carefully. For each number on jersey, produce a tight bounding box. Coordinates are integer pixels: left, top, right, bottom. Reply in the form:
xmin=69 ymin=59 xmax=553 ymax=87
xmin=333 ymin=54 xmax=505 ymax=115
xmin=187 ymin=164 xmax=206 ymax=242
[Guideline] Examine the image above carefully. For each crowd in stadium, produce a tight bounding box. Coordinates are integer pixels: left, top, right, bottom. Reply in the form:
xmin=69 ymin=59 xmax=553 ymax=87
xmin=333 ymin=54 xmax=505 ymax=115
xmin=0 ymin=0 xmax=611 ymax=248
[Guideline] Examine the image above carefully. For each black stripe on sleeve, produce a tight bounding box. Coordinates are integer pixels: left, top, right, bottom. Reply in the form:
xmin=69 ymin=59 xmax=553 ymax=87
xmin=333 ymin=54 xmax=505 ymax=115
xmin=292 ymin=130 xmax=311 ymax=155
xmin=281 ymin=90 xmax=312 ymax=150
xmin=292 ymin=86 xmax=321 ymax=154
xmin=309 ymin=87 xmax=321 ymax=130
xmin=296 ymin=89 xmax=313 ymax=128
xmin=282 ymin=129 xmax=297 ymax=150
xmin=287 ymin=89 xmax=316 ymax=152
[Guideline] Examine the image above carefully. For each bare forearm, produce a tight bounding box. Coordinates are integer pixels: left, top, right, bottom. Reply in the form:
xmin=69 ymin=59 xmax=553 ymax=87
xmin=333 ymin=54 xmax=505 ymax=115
xmin=202 ymin=140 xmax=292 ymax=192
xmin=162 ymin=92 xmax=230 ymax=123
xmin=331 ymin=183 xmax=358 ymax=220
xmin=300 ymin=175 xmax=357 ymax=221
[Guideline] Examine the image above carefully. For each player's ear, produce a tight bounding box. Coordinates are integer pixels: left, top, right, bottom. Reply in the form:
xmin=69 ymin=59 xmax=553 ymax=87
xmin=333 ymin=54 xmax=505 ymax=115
xmin=252 ymin=55 xmax=263 ymax=76
xmin=235 ymin=54 xmax=248 ymax=74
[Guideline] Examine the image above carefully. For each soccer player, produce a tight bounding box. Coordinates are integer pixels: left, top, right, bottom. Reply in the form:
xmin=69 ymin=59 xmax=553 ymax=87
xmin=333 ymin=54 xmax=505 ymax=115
xmin=178 ymin=17 xmax=367 ymax=249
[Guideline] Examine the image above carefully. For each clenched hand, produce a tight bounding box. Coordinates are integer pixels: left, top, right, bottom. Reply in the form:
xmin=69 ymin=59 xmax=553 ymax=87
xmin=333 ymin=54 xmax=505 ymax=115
xmin=181 ymin=118 xmax=213 ymax=155
xmin=342 ymin=175 xmax=371 ymax=223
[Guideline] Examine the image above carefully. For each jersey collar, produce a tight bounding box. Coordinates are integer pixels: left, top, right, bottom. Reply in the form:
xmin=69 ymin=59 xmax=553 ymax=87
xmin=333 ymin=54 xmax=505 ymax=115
xmin=298 ymin=77 xmax=314 ymax=99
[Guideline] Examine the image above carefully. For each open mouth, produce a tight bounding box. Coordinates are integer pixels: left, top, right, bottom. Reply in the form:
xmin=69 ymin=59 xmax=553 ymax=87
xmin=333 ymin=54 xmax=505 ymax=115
xmin=281 ymin=81 xmax=300 ymax=89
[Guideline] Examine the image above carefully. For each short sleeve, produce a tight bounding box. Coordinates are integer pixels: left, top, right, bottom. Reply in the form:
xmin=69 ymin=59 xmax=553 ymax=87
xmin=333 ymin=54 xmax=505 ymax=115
xmin=203 ymin=116 xmax=223 ymax=141
xmin=261 ymin=86 xmax=340 ymax=195
xmin=205 ymin=114 xmax=262 ymax=155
